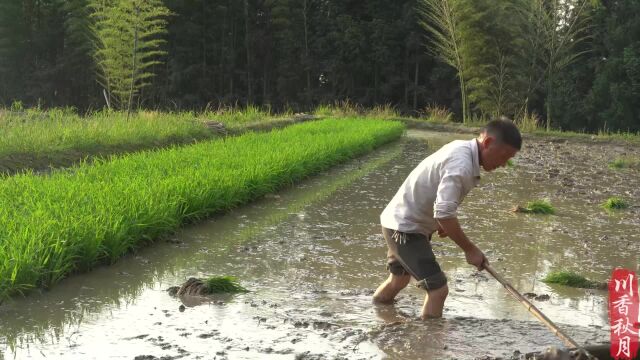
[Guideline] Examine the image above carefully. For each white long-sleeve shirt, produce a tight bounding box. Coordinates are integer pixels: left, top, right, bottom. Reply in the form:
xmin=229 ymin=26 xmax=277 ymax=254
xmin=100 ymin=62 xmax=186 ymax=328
xmin=380 ymin=139 xmax=481 ymax=236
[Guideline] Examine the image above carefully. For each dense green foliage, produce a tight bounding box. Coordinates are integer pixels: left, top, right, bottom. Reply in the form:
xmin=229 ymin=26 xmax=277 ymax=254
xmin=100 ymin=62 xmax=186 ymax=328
xmin=0 ymin=118 xmax=403 ymax=299
xmin=0 ymin=0 xmax=637 ymax=132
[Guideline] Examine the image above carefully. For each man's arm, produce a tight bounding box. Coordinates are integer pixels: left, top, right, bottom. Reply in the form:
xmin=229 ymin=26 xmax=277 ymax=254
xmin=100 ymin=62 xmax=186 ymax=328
xmin=436 ymin=217 xmax=487 ymax=271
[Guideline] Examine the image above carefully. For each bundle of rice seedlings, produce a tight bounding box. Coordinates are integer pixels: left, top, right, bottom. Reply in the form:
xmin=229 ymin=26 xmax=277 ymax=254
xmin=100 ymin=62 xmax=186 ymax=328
xmin=203 ymin=276 xmax=249 ymax=294
xmin=512 ymin=199 xmax=555 ymax=214
xmin=542 ymin=270 xmax=606 ymax=289
xmin=601 ymin=196 xmax=629 ymax=210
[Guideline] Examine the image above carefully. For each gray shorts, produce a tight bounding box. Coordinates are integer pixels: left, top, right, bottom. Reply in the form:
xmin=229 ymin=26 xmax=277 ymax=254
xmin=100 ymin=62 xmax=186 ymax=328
xmin=382 ymin=226 xmax=447 ymax=290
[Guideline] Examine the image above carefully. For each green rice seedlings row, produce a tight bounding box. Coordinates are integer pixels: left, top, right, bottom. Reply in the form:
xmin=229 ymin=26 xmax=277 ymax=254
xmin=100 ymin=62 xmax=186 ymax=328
xmin=542 ymin=270 xmax=605 ymax=289
xmin=0 ymin=109 xmax=211 ymax=158
xmin=602 ymin=196 xmax=629 ymax=210
xmin=0 ymin=118 xmax=404 ymax=299
xmin=514 ymin=199 xmax=555 ymax=214
xmin=203 ymin=276 xmax=249 ymax=294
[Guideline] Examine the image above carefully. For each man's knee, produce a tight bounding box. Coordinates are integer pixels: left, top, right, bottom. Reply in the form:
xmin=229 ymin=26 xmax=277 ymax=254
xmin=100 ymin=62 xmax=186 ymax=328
xmin=427 ymin=283 xmax=449 ymax=300
xmin=390 ymin=274 xmax=411 ymax=290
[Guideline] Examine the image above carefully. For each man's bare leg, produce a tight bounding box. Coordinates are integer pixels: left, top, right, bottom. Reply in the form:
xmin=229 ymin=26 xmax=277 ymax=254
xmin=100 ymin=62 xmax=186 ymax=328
xmin=372 ymin=274 xmax=411 ymax=304
xmin=420 ymin=284 xmax=449 ymax=319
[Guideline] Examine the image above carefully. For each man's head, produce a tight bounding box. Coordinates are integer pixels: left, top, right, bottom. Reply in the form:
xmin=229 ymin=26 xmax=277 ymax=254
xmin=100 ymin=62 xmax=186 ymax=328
xmin=477 ymin=117 xmax=522 ymax=172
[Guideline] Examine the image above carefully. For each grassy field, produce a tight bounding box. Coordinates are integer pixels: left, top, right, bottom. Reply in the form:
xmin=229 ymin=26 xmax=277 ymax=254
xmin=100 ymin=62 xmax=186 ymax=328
xmin=0 ymin=109 xmax=212 ymax=158
xmin=0 ymin=118 xmax=403 ymax=299
xmin=0 ymin=107 xmax=297 ymax=174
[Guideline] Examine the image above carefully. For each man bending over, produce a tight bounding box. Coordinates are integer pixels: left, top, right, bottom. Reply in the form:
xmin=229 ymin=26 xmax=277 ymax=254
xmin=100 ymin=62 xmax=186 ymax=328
xmin=373 ymin=118 xmax=522 ymax=319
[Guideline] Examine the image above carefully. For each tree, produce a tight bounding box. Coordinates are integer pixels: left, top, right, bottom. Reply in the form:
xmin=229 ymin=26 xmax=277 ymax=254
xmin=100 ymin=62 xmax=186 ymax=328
xmin=0 ymin=0 xmax=27 ymax=104
xmin=516 ymin=0 xmax=592 ymax=130
xmin=419 ymin=0 xmax=470 ymax=122
xmin=90 ymin=0 xmax=170 ymax=112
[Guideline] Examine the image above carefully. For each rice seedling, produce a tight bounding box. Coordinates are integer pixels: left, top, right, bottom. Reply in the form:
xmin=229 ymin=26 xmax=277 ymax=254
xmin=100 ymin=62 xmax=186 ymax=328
xmin=203 ymin=276 xmax=248 ymax=294
xmin=542 ymin=270 xmax=605 ymax=289
xmin=602 ymin=196 xmax=629 ymax=210
xmin=506 ymin=159 xmax=514 ymax=168
xmin=608 ymin=157 xmax=639 ymax=169
xmin=512 ymin=199 xmax=555 ymax=214
xmin=0 ymin=118 xmax=403 ymax=299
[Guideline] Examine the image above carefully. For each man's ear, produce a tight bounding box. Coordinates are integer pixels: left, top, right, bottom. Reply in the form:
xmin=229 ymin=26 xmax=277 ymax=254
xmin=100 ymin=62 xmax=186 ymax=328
xmin=480 ymin=134 xmax=494 ymax=149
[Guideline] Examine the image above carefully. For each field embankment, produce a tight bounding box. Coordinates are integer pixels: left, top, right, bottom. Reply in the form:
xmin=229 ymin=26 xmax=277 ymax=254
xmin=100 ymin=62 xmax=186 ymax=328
xmin=0 ymin=118 xmax=403 ymax=299
xmin=0 ymin=109 xmax=317 ymax=174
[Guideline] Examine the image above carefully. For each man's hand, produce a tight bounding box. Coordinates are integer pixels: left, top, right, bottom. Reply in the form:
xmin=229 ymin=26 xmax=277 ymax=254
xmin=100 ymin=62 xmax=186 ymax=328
xmin=465 ymin=246 xmax=487 ymax=271
xmin=436 ymin=217 xmax=488 ymax=271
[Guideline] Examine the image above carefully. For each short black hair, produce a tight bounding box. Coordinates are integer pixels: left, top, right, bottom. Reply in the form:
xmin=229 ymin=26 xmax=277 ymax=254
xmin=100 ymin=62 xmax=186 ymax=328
xmin=483 ymin=117 xmax=522 ymax=150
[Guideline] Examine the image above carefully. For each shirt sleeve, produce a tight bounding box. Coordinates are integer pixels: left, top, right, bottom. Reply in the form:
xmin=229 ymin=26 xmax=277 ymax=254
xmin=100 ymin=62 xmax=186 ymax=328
xmin=433 ymin=159 xmax=469 ymax=219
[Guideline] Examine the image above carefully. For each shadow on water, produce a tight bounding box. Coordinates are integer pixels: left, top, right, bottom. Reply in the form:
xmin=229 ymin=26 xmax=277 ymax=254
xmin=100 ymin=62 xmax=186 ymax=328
xmin=2 ymin=130 xmax=638 ymax=359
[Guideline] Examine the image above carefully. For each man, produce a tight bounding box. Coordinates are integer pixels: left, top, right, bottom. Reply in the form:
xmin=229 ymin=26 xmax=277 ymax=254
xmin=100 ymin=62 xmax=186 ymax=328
xmin=373 ymin=118 xmax=522 ymax=319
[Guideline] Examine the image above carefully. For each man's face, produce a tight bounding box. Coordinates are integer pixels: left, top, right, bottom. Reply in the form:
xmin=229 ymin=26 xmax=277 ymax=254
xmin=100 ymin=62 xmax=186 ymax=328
xmin=480 ymin=136 xmax=518 ymax=172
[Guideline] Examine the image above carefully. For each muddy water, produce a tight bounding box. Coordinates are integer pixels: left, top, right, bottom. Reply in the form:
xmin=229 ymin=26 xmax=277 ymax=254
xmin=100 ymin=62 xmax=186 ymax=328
xmin=1 ymin=130 xmax=638 ymax=360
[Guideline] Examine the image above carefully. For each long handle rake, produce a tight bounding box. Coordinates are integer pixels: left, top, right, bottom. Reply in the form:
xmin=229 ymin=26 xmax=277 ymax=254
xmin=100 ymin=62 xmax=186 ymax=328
xmin=484 ymin=263 xmax=595 ymax=357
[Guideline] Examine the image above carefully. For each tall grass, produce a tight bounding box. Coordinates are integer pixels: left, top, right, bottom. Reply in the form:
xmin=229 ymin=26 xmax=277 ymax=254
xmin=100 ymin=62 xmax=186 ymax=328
xmin=366 ymin=104 xmax=400 ymax=119
xmin=0 ymin=109 xmax=211 ymax=159
xmin=201 ymin=104 xmax=286 ymax=128
xmin=0 ymin=118 xmax=403 ymax=299
xmin=515 ymin=111 xmax=541 ymax=133
xmin=313 ymin=100 xmax=362 ymax=118
xmin=423 ymin=104 xmax=453 ymax=123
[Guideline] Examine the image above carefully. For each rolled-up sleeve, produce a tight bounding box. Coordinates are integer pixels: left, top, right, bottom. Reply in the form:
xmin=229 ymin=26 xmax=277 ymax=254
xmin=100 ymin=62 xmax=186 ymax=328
xmin=433 ymin=169 xmax=464 ymax=219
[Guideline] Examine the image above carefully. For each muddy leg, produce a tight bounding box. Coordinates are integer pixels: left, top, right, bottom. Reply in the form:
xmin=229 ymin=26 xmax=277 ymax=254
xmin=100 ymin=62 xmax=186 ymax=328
xmin=372 ymin=274 xmax=411 ymax=304
xmin=420 ymin=284 xmax=449 ymax=319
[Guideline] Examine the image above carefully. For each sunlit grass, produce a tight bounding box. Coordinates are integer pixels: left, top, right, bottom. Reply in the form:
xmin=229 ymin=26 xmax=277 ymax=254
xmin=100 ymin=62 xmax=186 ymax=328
xmin=0 ymin=118 xmax=403 ymax=299
xmin=0 ymin=108 xmax=211 ymax=159
xmin=313 ymin=100 xmax=362 ymax=118
xmin=423 ymin=104 xmax=453 ymax=123
xmin=201 ymin=104 xmax=287 ymax=129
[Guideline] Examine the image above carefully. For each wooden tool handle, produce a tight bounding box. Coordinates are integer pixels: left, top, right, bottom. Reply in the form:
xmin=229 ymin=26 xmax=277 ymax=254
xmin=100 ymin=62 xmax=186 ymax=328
xmin=483 ymin=263 xmax=581 ymax=350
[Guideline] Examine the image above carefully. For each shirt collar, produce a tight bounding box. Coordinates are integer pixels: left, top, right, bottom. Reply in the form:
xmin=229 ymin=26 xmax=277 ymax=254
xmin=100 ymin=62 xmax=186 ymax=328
xmin=471 ymin=139 xmax=481 ymax=178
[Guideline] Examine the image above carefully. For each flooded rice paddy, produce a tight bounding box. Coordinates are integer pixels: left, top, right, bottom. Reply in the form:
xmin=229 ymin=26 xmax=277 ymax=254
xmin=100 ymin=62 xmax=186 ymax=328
xmin=0 ymin=129 xmax=638 ymax=360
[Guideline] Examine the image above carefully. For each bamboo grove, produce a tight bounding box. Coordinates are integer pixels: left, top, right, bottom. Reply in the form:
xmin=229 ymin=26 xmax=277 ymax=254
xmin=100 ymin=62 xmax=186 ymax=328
xmin=0 ymin=0 xmax=638 ymax=132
